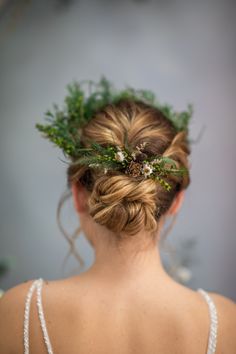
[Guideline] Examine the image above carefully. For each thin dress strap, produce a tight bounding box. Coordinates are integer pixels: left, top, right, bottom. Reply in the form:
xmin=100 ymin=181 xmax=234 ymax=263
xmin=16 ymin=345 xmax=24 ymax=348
xmin=23 ymin=278 xmax=54 ymax=354
xmin=197 ymin=288 xmax=218 ymax=354
xmin=24 ymin=279 xmax=38 ymax=354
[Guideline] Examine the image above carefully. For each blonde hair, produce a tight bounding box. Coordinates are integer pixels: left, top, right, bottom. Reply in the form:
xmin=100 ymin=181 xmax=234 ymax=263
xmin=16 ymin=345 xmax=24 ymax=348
xmin=58 ymin=99 xmax=191 ymax=270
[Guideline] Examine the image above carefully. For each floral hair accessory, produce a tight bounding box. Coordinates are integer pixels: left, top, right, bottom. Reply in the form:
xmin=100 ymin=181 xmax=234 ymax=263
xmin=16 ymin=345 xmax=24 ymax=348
xmin=70 ymin=142 xmax=188 ymax=192
xmin=35 ymin=76 xmax=192 ymax=191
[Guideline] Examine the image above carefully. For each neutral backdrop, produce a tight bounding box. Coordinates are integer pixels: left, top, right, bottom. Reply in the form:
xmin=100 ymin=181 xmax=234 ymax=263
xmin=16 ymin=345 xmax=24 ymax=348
xmin=0 ymin=0 xmax=235 ymax=300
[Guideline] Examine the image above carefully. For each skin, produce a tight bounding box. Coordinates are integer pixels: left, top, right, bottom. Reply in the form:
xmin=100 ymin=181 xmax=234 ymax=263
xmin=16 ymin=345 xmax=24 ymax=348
xmin=0 ymin=182 xmax=235 ymax=354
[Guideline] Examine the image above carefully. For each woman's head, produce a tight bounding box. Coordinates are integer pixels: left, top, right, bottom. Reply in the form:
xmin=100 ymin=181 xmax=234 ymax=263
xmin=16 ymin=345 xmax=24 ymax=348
xmin=67 ymin=99 xmax=191 ymax=244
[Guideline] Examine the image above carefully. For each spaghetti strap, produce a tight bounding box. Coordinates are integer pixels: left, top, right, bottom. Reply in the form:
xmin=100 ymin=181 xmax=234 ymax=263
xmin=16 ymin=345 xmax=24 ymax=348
xmin=23 ymin=279 xmax=38 ymax=354
xmin=23 ymin=278 xmax=54 ymax=354
xmin=23 ymin=280 xmax=218 ymax=354
xmin=197 ymin=288 xmax=218 ymax=354
xmin=36 ymin=278 xmax=54 ymax=354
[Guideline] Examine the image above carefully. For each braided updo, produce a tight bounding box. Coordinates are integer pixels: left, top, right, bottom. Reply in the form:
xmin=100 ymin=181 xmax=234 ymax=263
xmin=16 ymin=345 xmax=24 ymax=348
xmin=66 ymin=99 xmax=191 ymax=240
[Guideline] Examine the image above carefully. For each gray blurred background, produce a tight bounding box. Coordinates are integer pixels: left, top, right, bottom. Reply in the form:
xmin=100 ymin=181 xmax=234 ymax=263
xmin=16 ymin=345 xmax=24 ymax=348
xmin=0 ymin=0 xmax=235 ymax=300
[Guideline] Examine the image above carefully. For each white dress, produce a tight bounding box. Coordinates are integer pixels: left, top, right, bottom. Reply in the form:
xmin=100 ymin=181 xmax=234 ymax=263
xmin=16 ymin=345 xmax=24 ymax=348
xmin=23 ymin=278 xmax=218 ymax=354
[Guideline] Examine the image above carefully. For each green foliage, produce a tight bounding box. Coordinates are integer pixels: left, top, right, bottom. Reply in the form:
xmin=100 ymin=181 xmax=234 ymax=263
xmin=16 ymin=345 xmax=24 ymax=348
xmin=68 ymin=143 xmax=189 ymax=191
xmin=36 ymin=75 xmax=193 ymax=159
xmin=158 ymin=103 xmax=193 ymax=133
xmin=35 ymin=75 xmax=192 ymax=191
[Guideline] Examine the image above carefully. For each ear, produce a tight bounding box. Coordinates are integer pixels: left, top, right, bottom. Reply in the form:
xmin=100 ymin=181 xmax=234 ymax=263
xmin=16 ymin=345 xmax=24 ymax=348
xmin=167 ymin=190 xmax=185 ymax=216
xmin=71 ymin=182 xmax=88 ymax=214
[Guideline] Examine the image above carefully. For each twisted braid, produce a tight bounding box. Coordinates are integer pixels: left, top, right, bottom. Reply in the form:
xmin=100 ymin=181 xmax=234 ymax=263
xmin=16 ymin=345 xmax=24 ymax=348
xmin=89 ymin=175 xmax=158 ymax=236
xmin=67 ymin=99 xmax=191 ymax=237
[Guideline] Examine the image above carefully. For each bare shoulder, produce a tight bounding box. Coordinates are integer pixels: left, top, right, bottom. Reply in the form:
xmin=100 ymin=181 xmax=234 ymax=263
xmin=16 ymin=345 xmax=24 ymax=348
xmin=0 ymin=278 xmax=37 ymax=310
xmin=0 ymin=279 xmax=37 ymax=354
xmin=207 ymin=291 xmax=236 ymax=353
xmin=208 ymin=290 xmax=236 ymax=317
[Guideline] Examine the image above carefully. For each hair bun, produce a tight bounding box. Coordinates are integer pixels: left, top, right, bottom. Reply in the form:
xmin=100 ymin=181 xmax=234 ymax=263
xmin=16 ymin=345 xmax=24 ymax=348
xmin=67 ymin=99 xmax=191 ymax=240
xmin=88 ymin=175 xmax=159 ymax=236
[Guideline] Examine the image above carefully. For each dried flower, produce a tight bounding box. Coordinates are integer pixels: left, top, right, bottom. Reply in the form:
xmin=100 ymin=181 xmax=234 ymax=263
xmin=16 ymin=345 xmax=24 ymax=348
xmin=131 ymin=151 xmax=137 ymax=160
xmin=152 ymin=158 xmax=163 ymax=165
xmin=136 ymin=142 xmax=147 ymax=151
xmin=142 ymin=163 xmax=153 ymax=177
xmin=114 ymin=151 xmax=125 ymax=162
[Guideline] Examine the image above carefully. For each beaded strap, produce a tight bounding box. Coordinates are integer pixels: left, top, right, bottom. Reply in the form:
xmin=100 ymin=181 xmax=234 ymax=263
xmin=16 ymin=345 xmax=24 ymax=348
xmin=23 ymin=278 xmax=54 ymax=354
xmin=197 ymin=288 xmax=218 ymax=354
xmin=23 ymin=280 xmax=38 ymax=354
xmin=24 ymin=280 xmax=217 ymax=354
xmin=36 ymin=278 xmax=54 ymax=354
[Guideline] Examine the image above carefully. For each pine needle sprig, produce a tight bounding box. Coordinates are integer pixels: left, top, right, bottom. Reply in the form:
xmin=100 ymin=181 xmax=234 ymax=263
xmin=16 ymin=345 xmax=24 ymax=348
xmin=36 ymin=75 xmax=193 ymax=159
xmin=66 ymin=142 xmax=189 ymax=191
xmin=35 ymin=76 xmax=192 ymax=191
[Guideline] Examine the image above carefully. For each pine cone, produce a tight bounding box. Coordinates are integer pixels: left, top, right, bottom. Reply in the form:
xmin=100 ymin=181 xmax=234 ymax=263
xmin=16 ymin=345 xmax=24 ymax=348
xmin=126 ymin=161 xmax=142 ymax=177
